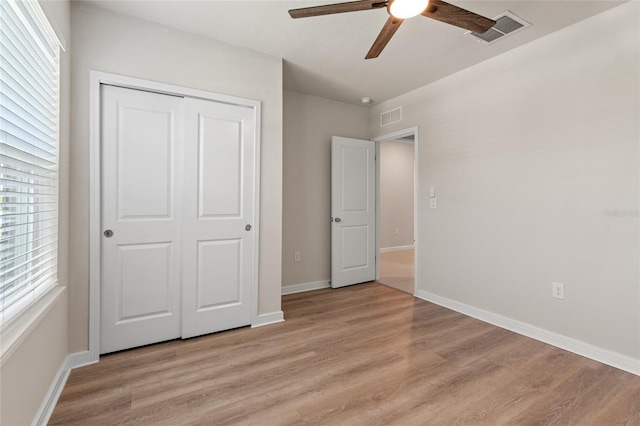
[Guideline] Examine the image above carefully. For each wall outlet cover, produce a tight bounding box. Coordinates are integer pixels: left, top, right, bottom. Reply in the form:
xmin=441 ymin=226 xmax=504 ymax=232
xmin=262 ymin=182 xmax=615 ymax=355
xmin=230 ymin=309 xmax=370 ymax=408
xmin=552 ymin=282 xmax=565 ymax=300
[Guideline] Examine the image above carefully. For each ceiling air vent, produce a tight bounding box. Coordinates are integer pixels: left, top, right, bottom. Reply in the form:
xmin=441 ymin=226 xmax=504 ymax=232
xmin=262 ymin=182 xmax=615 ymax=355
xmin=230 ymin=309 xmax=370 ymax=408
xmin=380 ymin=106 xmax=402 ymax=126
xmin=467 ymin=11 xmax=531 ymax=44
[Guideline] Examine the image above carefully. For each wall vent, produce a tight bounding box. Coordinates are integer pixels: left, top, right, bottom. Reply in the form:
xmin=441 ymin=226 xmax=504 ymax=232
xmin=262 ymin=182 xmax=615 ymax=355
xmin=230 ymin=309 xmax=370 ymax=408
xmin=467 ymin=11 xmax=531 ymax=44
xmin=380 ymin=107 xmax=402 ymax=126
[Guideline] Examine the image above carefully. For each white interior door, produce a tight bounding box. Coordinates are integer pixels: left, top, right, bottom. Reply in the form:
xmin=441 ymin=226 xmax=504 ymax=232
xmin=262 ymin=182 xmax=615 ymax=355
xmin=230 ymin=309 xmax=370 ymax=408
xmin=331 ymin=136 xmax=376 ymax=288
xmin=101 ymin=84 xmax=257 ymax=353
xmin=181 ymin=98 xmax=255 ymax=339
xmin=100 ymin=85 xmax=184 ymax=354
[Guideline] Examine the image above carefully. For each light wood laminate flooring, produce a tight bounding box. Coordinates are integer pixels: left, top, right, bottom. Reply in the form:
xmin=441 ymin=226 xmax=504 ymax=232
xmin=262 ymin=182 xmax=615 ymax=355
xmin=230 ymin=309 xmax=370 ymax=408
xmin=50 ymin=283 xmax=640 ymax=425
xmin=378 ymin=249 xmax=414 ymax=294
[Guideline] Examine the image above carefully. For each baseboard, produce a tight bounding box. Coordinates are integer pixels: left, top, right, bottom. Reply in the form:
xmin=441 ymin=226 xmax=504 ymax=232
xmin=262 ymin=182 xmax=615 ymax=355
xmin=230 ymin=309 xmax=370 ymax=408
xmin=415 ymin=290 xmax=640 ymax=376
xmin=67 ymin=350 xmax=96 ymax=369
xmin=32 ymin=357 xmax=68 ymax=426
xmin=32 ymin=350 xmax=96 ymax=426
xmin=252 ymin=311 xmax=284 ymax=328
xmin=380 ymin=245 xmax=414 ymax=253
xmin=282 ymin=280 xmax=331 ymax=295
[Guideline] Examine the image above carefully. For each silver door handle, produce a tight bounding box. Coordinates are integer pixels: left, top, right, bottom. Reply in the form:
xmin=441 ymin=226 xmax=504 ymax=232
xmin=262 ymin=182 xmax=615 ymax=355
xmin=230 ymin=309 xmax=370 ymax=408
xmin=334 ymin=217 xmax=341 ymax=223
xmin=103 ymin=229 xmax=114 ymax=238
xmin=245 ymin=224 xmax=252 ymax=231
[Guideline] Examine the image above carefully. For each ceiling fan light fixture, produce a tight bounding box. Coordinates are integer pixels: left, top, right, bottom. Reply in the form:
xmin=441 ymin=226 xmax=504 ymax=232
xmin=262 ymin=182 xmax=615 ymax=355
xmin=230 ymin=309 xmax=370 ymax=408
xmin=389 ymin=0 xmax=429 ymax=19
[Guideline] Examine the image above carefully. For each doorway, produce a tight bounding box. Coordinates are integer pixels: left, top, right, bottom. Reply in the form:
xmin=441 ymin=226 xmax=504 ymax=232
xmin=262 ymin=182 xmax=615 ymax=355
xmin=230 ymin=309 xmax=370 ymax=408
xmin=374 ymin=128 xmax=418 ymax=295
xmin=327 ymin=129 xmax=418 ymax=294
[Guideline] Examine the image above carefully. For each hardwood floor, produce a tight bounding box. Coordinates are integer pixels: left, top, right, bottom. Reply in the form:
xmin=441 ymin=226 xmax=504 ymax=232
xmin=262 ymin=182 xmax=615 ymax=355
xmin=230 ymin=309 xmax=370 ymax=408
xmin=50 ymin=283 xmax=640 ymax=425
xmin=378 ymin=249 xmax=414 ymax=294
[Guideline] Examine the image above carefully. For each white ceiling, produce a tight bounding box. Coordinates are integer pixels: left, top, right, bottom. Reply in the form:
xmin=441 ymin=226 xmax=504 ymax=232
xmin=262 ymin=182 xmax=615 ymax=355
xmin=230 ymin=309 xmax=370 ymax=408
xmin=83 ymin=0 xmax=624 ymax=105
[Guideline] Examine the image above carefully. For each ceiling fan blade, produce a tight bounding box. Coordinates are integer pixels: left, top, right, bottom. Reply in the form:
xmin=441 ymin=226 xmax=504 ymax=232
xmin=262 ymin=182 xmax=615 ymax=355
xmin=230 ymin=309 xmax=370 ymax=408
xmin=421 ymin=0 xmax=495 ymax=34
xmin=289 ymin=0 xmax=386 ymax=19
xmin=365 ymin=16 xmax=403 ymax=59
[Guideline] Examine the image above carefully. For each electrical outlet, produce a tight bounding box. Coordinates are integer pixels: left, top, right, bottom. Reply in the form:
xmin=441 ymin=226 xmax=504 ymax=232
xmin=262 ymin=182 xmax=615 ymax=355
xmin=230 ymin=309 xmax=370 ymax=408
xmin=294 ymin=251 xmax=301 ymax=263
xmin=395 ymin=228 xmax=399 ymax=235
xmin=552 ymin=282 xmax=565 ymax=300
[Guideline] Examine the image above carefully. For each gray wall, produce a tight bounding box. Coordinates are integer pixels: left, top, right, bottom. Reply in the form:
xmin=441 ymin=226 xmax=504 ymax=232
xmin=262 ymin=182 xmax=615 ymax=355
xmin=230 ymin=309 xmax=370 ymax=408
xmin=0 ymin=1 xmax=71 ymax=424
xmin=380 ymin=140 xmax=414 ymax=249
xmin=282 ymin=90 xmax=369 ymax=288
xmin=69 ymin=4 xmax=283 ymax=352
xmin=370 ymin=3 xmax=639 ymax=361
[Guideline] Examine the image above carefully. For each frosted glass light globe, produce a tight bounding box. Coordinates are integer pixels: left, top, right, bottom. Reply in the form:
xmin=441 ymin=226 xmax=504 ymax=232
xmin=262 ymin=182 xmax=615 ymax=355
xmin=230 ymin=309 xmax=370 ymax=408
xmin=389 ymin=0 xmax=429 ymax=19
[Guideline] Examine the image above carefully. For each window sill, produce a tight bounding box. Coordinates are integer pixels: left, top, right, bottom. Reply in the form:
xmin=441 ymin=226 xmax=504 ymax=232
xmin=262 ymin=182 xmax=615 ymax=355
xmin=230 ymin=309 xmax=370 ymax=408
xmin=0 ymin=286 xmax=66 ymax=366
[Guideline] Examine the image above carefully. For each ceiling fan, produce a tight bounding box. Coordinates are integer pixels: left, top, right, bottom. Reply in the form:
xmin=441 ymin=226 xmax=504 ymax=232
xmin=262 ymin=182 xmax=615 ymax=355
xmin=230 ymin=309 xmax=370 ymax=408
xmin=288 ymin=0 xmax=496 ymax=59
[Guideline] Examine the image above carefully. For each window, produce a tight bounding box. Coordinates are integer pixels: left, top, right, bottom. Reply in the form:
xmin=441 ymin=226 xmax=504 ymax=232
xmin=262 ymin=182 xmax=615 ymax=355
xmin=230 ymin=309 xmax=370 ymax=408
xmin=0 ymin=0 xmax=61 ymax=325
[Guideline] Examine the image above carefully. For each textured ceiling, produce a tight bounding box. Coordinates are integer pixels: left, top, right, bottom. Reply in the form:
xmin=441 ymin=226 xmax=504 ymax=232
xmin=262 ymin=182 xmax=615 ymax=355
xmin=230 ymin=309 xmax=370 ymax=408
xmin=83 ymin=0 xmax=625 ymax=105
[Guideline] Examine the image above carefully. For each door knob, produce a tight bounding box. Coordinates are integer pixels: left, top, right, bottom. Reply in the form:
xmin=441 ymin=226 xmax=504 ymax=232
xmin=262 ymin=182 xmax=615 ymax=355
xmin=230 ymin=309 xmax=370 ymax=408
xmin=103 ymin=229 xmax=114 ymax=238
xmin=334 ymin=217 xmax=341 ymax=223
xmin=245 ymin=224 xmax=252 ymax=231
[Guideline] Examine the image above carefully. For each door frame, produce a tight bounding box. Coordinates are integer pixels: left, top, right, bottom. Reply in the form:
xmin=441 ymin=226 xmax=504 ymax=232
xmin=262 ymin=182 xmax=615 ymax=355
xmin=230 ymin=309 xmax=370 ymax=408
xmin=88 ymin=70 xmax=262 ymax=363
xmin=372 ymin=127 xmax=419 ymax=296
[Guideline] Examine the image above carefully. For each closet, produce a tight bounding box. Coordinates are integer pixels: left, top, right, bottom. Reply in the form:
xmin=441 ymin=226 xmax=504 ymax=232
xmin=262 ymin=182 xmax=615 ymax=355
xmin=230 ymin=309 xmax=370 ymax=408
xmin=99 ymin=84 xmax=256 ymax=354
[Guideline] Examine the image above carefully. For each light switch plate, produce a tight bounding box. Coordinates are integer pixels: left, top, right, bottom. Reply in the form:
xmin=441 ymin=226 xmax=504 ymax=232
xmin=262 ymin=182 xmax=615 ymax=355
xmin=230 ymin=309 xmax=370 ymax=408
xmin=430 ymin=198 xmax=437 ymax=209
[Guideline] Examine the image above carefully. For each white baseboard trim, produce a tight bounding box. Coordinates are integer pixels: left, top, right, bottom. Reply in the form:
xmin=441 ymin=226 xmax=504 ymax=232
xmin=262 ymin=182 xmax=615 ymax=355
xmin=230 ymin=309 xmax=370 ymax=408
xmin=282 ymin=280 xmax=331 ymax=295
xmin=415 ymin=290 xmax=640 ymax=376
xmin=67 ymin=350 xmax=96 ymax=369
xmin=32 ymin=350 xmax=97 ymax=426
xmin=32 ymin=357 xmax=69 ymax=426
xmin=252 ymin=311 xmax=284 ymax=328
xmin=380 ymin=245 xmax=414 ymax=253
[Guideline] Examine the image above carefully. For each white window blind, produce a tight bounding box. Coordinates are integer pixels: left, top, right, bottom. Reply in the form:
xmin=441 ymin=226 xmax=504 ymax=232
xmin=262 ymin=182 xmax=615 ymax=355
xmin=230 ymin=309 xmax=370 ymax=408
xmin=0 ymin=0 xmax=61 ymax=325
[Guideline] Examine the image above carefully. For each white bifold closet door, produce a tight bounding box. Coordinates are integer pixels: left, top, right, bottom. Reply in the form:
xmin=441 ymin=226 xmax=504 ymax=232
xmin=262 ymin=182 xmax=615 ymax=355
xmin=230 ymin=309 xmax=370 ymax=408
xmin=100 ymin=85 xmax=255 ymax=354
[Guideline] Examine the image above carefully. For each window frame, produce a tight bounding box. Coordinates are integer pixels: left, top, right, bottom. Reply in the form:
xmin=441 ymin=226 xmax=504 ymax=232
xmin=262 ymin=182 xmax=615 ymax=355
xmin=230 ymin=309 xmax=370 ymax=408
xmin=0 ymin=0 xmax=64 ymax=351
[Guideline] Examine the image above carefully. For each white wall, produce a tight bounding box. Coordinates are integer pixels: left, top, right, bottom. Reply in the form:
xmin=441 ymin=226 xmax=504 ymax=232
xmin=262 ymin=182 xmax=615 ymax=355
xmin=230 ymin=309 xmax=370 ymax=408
xmin=380 ymin=140 xmax=414 ymax=249
xmin=282 ymin=90 xmax=369 ymax=288
xmin=0 ymin=1 xmax=71 ymax=424
xmin=370 ymin=3 xmax=639 ymax=364
xmin=69 ymin=4 xmax=283 ymax=352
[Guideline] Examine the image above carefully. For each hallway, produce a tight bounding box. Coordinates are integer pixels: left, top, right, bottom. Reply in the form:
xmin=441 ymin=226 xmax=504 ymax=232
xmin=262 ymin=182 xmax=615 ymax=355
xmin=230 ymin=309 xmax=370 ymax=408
xmin=378 ymin=249 xmax=414 ymax=294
